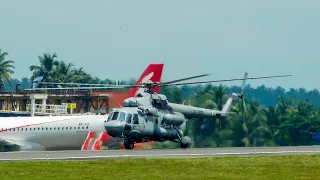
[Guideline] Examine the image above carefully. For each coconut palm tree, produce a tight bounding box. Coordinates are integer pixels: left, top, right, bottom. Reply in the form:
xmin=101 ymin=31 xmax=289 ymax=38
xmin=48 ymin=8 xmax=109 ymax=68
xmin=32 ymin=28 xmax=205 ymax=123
xmin=54 ymin=61 xmax=74 ymax=83
xmin=0 ymin=49 xmax=15 ymax=86
xmin=70 ymin=67 xmax=92 ymax=83
xmin=29 ymin=53 xmax=59 ymax=84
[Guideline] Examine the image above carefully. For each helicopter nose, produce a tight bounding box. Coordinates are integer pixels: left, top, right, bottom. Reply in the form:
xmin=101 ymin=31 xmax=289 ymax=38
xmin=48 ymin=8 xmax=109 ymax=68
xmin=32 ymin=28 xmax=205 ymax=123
xmin=104 ymin=121 xmax=126 ymax=137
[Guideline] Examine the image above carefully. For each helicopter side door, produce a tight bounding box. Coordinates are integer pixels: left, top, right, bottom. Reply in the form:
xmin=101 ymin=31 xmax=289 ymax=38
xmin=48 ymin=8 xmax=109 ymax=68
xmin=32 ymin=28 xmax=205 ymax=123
xmin=131 ymin=112 xmax=145 ymax=132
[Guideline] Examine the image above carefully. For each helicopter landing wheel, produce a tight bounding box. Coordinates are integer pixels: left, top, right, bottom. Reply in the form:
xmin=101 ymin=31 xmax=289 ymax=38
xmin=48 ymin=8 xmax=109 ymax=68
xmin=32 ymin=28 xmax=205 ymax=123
xmin=124 ymin=139 xmax=134 ymax=150
xmin=180 ymin=136 xmax=192 ymax=149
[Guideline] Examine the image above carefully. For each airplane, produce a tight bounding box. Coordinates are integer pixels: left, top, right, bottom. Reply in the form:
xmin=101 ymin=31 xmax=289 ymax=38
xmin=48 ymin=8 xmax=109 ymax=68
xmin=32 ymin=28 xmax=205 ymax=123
xmin=0 ymin=63 xmax=164 ymax=152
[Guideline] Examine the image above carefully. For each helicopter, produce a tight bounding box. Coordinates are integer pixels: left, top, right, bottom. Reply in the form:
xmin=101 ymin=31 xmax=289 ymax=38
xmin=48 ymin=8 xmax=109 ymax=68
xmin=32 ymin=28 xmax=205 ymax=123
xmin=28 ymin=72 xmax=293 ymax=149
xmin=99 ymin=72 xmax=293 ymax=149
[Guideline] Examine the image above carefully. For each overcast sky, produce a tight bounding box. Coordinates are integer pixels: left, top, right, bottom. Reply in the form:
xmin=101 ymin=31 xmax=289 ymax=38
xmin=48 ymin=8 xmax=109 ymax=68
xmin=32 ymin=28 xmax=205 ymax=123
xmin=0 ymin=0 xmax=319 ymax=90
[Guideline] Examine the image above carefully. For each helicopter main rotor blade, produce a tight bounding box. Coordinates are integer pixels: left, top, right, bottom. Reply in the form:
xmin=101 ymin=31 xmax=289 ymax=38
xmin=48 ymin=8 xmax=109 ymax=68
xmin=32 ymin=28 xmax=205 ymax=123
xmin=39 ymin=82 xmax=129 ymax=87
xmin=23 ymin=85 xmax=142 ymax=91
xmin=163 ymin=74 xmax=293 ymax=86
xmin=161 ymin=74 xmax=211 ymax=85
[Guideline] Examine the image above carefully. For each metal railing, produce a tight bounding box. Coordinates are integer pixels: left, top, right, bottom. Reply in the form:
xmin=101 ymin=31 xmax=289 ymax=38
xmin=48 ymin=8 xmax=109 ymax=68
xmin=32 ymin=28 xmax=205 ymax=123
xmin=26 ymin=103 xmax=68 ymax=115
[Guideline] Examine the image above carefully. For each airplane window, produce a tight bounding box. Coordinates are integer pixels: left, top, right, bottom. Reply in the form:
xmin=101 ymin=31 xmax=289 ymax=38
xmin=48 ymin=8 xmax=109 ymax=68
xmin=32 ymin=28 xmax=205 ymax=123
xmin=58 ymin=127 xmax=60 ymax=130
xmin=126 ymin=113 xmax=132 ymax=123
xmin=13 ymin=128 xmax=15 ymax=131
xmin=34 ymin=128 xmax=36 ymax=131
xmin=82 ymin=127 xmax=84 ymax=129
xmin=46 ymin=127 xmax=48 ymax=130
xmin=17 ymin=128 xmax=19 ymax=131
xmin=78 ymin=127 xmax=80 ymax=129
xmin=21 ymin=128 xmax=23 ymax=131
xmin=133 ymin=114 xmax=139 ymax=124
xmin=50 ymin=128 xmax=52 ymax=130
xmin=54 ymin=128 xmax=56 ymax=130
xmin=66 ymin=127 xmax=68 ymax=130
xmin=111 ymin=112 xmax=119 ymax=121
xmin=38 ymin=128 xmax=40 ymax=130
xmin=118 ymin=112 xmax=126 ymax=121
xmin=74 ymin=127 xmax=76 ymax=129
xmin=86 ymin=126 xmax=88 ymax=129
xmin=62 ymin=127 xmax=64 ymax=130
xmin=42 ymin=128 xmax=44 ymax=130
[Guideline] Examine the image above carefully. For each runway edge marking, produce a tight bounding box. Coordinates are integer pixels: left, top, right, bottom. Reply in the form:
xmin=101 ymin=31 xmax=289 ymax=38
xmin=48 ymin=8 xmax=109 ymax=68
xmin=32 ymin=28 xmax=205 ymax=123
xmin=0 ymin=150 xmax=319 ymax=161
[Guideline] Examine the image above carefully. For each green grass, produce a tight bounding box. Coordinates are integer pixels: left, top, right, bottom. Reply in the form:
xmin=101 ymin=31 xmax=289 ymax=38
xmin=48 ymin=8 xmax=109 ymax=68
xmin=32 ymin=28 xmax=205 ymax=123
xmin=0 ymin=155 xmax=319 ymax=180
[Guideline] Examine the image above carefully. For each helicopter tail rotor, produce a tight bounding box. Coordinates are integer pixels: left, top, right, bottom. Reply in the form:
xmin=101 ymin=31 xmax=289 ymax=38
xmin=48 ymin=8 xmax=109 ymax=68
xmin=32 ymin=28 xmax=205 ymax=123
xmin=239 ymin=72 xmax=248 ymax=118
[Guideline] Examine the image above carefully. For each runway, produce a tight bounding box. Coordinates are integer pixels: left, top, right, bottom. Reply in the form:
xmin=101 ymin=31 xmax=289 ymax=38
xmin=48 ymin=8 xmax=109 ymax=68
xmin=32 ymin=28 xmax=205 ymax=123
xmin=0 ymin=146 xmax=319 ymax=161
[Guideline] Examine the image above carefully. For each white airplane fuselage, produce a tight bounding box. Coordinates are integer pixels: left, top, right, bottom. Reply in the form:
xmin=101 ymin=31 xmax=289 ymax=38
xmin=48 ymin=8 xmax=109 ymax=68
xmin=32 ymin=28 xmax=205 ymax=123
xmin=0 ymin=115 xmax=108 ymax=151
xmin=0 ymin=63 xmax=165 ymax=152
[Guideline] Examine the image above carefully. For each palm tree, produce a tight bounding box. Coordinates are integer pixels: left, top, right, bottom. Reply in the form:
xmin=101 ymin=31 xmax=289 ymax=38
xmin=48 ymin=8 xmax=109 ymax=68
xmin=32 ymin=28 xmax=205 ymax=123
xmin=29 ymin=53 xmax=59 ymax=84
xmin=0 ymin=49 xmax=15 ymax=86
xmin=70 ymin=67 xmax=92 ymax=83
xmin=54 ymin=61 xmax=74 ymax=83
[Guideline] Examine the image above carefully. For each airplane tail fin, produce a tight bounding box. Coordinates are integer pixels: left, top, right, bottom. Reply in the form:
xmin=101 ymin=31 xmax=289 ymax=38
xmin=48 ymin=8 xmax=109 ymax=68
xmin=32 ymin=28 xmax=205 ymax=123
xmin=127 ymin=63 xmax=164 ymax=98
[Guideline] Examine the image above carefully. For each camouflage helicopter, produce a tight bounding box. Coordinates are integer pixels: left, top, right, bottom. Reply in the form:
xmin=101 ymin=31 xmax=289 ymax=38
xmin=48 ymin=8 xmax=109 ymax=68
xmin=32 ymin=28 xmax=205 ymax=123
xmin=100 ymin=72 xmax=292 ymax=149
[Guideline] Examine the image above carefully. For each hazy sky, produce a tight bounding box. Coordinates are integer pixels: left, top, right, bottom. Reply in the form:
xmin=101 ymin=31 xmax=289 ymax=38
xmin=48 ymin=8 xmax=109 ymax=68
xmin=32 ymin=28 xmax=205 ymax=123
xmin=1 ymin=0 xmax=319 ymax=90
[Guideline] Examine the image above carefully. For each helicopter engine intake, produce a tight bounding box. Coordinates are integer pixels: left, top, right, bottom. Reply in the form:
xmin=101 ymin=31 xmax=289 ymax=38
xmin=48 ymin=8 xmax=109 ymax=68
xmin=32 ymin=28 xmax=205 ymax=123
xmin=144 ymin=108 xmax=158 ymax=115
xmin=123 ymin=98 xmax=138 ymax=107
xmin=162 ymin=114 xmax=185 ymax=126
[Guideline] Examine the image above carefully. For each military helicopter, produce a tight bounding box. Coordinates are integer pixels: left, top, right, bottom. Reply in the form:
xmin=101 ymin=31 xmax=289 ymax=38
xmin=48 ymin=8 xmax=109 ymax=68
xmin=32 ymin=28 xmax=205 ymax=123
xmin=99 ymin=72 xmax=293 ymax=149
xmin=30 ymin=72 xmax=292 ymax=149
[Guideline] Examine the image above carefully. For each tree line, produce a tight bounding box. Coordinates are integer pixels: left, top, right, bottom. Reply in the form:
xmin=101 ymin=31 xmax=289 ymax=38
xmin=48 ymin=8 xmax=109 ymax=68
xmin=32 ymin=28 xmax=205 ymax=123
xmin=1 ymin=50 xmax=320 ymax=147
xmin=156 ymin=85 xmax=320 ymax=148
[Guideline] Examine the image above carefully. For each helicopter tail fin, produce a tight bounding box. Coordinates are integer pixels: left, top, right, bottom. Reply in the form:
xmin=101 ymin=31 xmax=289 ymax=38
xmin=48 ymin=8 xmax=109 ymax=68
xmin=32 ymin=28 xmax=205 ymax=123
xmin=221 ymin=93 xmax=237 ymax=114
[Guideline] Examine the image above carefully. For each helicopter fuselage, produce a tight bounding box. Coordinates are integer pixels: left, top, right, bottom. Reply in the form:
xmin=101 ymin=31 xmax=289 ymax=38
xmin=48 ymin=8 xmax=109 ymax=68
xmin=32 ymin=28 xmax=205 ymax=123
xmin=104 ymin=106 xmax=186 ymax=143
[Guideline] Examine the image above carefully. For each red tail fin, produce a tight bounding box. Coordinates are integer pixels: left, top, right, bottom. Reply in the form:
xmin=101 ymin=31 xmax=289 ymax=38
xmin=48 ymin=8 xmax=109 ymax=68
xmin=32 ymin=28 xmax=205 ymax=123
xmin=127 ymin=63 xmax=164 ymax=98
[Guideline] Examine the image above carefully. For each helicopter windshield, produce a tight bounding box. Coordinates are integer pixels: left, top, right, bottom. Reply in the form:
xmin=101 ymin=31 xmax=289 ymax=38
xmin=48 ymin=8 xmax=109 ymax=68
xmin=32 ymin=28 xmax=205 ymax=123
xmin=111 ymin=112 xmax=119 ymax=120
xmin=107 ymin=111 xmax=128 ymax=122
xmin=118 ymin=112 xmax=126 ymax=121
xmin=126 ymin=113 xmax=132 ymax=123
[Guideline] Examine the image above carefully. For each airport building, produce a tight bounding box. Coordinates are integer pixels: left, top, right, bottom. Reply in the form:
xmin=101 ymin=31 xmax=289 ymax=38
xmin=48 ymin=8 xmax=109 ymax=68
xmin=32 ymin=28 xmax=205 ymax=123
xmin=0 ymin=89 xmax=128 ymax=116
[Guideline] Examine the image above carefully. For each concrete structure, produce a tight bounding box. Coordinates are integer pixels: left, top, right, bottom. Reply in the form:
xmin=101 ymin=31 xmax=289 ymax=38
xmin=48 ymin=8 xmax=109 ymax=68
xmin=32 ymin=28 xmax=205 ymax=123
xmin=0 ymin=90 xmax=126 ymax=116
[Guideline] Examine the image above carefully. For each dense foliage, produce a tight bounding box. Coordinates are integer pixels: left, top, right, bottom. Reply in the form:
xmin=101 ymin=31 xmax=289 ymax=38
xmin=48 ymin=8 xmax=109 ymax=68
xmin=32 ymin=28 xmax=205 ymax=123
xmin=157 ymin=85 xmax=320 ymax=148
xmin=1 ymin=51 xmax=319 ymax=147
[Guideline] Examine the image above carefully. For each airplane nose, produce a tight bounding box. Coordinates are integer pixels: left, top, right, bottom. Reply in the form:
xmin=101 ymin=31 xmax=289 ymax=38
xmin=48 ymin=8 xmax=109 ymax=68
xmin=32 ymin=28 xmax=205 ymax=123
xmin=104 ymin=121 xmax=126 ymax=137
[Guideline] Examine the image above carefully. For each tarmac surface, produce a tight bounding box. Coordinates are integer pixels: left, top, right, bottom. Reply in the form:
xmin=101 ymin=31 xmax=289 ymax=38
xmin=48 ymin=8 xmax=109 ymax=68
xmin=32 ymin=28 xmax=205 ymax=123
xmin=0 ymin=146 xmax=319 ymax=161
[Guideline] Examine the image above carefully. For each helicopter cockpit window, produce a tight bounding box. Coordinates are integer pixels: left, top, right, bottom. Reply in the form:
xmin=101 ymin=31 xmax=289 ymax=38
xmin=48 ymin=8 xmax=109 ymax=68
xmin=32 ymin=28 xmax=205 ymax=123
xmin=133 ymin=114 xmax=139 ymax=124
xmin=118 ymin=112 xmax=126 ymax=121
xmin=107 ymin=112 xmax=113 ymax=122
xmin=111 ymin=112 xmax=119 ymax=121
xmin=126 ymin=113 xmax=132 ymax=123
